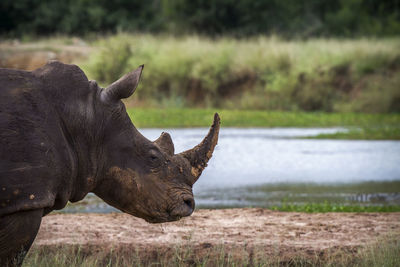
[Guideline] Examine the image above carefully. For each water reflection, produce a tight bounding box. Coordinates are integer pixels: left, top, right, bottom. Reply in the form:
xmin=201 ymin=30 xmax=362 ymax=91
xmin=141 ymin=128 xmax=400 ymax=187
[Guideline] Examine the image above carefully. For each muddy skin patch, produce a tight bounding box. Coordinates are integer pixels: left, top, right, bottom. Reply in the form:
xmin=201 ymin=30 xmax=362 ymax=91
xmin=107 ymin=166 xmax=140 ymax=191
xmin=191 ymin=167 xmax=200 ymax=178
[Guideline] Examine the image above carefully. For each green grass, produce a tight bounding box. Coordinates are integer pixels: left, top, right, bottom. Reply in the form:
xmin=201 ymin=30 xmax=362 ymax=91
xmin=270 ymin=202 xmax=400 ymax=213
xmin=127 ymin=108 xmax=400 ymax=139
xmin=23 ymin=235 xmax=400 ymax=266
xmin=248 ymin=181 xmax=400 ymax=195
xmin=312 ymin=126 xmax=400 ymax=140
xmin=128 ymin=108 xmax=400 ymax=128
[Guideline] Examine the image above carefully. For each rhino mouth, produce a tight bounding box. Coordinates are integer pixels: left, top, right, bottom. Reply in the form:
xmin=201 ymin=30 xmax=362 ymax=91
xmin=144 ymin=214 xmax=184 ymax=223
xmin=144 ymin=197 xmax=195 ymax=223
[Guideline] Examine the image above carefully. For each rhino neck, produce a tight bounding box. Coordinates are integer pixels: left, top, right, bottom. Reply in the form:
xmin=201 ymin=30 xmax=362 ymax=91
xmin=33 ymin=62 xmax=104 ymax=203
xmin=53 ymin=83 xmax=105 ymax=203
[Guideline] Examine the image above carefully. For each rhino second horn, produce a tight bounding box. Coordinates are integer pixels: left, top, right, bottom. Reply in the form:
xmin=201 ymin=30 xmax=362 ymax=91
xmin=180 ymin=113 xmax=220 ymax=185
xmin=154 ymin=132 xmax=175 ymax=156
xmin=101 ymin=65 xmax=144 ymax=102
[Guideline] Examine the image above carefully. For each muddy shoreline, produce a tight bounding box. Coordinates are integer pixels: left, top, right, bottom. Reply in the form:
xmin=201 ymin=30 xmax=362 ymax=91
xmin=32 ymin=209 xmax=400 ymax=258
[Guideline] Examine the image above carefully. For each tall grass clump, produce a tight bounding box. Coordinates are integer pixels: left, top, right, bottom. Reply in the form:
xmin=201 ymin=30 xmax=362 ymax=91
xmin=82 ymin=34 xmax=400 ymax=112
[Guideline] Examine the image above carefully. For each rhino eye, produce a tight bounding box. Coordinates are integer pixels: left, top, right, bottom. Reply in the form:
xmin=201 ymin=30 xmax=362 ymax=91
xmin=149 ymin=150 xmax=161 ymax=162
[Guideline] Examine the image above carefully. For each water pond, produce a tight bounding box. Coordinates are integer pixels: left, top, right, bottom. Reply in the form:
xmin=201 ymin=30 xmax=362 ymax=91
xmin=63 ymin=128 xmax=400 ymax=213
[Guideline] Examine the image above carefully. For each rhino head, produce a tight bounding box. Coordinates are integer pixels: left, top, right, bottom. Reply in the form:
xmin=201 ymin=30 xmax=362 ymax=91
xmin=92 ymin=65 xmax=220 ymax=223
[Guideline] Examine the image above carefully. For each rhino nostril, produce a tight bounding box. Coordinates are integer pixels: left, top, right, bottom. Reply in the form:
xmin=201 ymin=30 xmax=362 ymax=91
xmin=169 ymin=197 xmax=195 ymax=219
xmin=183 ymin=197 xmax=195 ymax=211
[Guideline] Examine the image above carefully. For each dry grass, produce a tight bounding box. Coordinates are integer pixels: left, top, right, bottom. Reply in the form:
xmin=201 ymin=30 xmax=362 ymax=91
xmin=23 ymin=234 xmax=400 ymax=266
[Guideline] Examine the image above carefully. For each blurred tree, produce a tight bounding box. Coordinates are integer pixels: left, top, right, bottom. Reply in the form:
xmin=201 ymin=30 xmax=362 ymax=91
xmin=0 ymin=0 xmax=165 ymax=36
xmin=0 ymin=0 xmax=399 ymax=37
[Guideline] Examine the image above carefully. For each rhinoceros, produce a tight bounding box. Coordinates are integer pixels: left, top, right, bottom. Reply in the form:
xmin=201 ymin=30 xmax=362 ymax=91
xmin=0 ymin=61 xmax=220 ymax=266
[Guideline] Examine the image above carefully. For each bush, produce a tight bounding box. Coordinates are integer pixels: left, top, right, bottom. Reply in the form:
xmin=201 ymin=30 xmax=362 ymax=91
xmin=86 ymin=36 xmax=133 ymax=84
xmin=82 ymin=34 xmax=400 ymax=112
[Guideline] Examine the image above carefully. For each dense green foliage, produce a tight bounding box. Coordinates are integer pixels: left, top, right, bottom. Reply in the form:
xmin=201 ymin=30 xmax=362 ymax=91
xmin=1 ymin=0 xmax=164 ymax=36
xmin=166 ymin=0 xmax=400 ymax=37
xmin=2 ymin=0 xmax=400 ymax=37
xmin=82 ymin=35 xmax=400 ymax=113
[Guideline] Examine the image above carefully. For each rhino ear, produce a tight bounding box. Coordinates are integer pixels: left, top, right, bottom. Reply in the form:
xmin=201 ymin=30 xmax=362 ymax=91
xmin=101 ymin=65 xmax=144 ymax=103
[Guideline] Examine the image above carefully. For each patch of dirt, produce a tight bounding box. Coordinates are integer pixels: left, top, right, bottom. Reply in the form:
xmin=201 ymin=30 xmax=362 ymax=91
xmin=33 ymin=209 xmax=400 ymax=258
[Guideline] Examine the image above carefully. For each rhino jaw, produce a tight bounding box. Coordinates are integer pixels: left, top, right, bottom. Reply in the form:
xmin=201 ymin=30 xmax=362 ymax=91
xmin=180 ymin=113 xmax=220 ymax=185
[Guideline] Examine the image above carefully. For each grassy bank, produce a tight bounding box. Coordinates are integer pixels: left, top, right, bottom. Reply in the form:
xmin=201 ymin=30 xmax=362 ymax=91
xmin=271 ymin=203 xmax=400 ymax=213
xmin=195 ymin=181 xmax=400 ymax=212
xmin=23 ymin=236 xmax=400 ymax=267
xmin=83 ymin=34 xmax=400 ymax=113
xmin=128 ymin=108 xmax=400 ymax=139
xmin=311 ymin=127 xmax=400 ymax=140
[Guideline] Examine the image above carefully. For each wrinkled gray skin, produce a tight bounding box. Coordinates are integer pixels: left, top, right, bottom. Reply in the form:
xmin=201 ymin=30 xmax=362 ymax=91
xmin=0 ymin=61 xmax=220 ymax=266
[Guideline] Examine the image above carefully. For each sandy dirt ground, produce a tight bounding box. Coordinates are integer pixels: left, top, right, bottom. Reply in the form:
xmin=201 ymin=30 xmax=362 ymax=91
xmin=32 ymin=209 xmax=400 ymax=258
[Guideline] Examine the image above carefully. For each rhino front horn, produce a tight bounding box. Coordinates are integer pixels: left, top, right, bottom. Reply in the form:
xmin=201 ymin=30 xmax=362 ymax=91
xmin=180 ymin=113 xmax=220 ymax=185
xmin=101 ymin=65 xmax=144 ymax=102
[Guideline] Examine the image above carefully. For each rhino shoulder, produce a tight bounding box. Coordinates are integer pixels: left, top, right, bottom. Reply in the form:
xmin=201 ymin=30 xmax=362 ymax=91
xmin=0 ymin=62 xmax=78 ymax=217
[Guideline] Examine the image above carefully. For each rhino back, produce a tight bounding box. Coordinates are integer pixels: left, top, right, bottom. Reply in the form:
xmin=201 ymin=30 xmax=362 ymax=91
xmin=0 ymin=68 xmax=75 ymax=217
